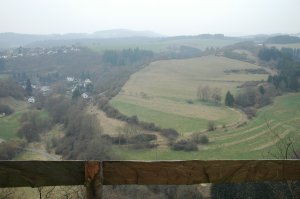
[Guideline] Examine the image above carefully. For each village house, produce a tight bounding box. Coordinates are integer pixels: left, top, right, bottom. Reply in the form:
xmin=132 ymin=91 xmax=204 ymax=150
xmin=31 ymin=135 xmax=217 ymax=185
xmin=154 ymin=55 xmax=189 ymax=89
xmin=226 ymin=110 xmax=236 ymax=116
xmin=84 ymin=78 xmax=92 ymax=84
xmin=28 ymin=97 xmax=35 ymax=103
xmin=81 ymin=93 xmax=89 ymax=99
xmin=66 ymin=77 xmax=74 ymax=82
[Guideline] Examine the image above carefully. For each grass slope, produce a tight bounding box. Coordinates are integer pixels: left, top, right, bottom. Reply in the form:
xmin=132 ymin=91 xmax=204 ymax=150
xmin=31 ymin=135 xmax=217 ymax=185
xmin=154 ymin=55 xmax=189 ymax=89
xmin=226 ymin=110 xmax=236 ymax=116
xmin=0 ymin=97 xmax=28 ymax=140
xmin=111 ymin=56 xmax=268 ymax=132
xmin=113 ymin=94 xmax=300 ymax=160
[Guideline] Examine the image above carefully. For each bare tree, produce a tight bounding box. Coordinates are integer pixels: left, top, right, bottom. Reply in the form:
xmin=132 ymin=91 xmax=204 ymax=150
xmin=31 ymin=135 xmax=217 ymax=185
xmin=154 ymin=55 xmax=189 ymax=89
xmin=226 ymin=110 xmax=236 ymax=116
xmin=197 ymin=85 xmax=211 ymax=101
xmin=264 ymin=120 xmax=300 ymax=199
xmin=211 ymin=87 xmax=222 ymax=105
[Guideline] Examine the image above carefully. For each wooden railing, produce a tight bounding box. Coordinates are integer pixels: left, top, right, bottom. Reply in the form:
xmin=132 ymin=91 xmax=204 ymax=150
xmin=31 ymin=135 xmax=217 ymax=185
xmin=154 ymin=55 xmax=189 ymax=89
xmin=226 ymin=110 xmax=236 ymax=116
xmin=1 ymin=160 xmax=300 ymax=198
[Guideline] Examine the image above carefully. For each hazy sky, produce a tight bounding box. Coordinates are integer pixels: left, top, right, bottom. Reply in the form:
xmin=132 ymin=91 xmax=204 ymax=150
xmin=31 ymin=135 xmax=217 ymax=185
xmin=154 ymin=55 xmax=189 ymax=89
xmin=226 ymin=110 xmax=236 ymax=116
xmin=1 ymin=0 xmax=300 ymax=36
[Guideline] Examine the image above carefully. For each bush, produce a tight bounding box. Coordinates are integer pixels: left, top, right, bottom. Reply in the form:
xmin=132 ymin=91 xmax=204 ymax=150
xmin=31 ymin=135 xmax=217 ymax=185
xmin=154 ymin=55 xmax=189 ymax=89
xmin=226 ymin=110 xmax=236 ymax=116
xmin=241 ymin=107 xmax=257 ymax=119
xmin=0 ymin=104 xmax=14 ymax=115
xmin=199 ymin=135 xmax=209 ymax=144
xmin=191 ymin=133 xmax=209 ymax=144
xmin=171 ymin=140 xmax=198 ymax=151
xmin=0 ymin=140 xmax=25 ymax=160
xmin=109 ymin=134 xmax=127 ymax=145
xmin=160 ymin=128 xmax=179 ymax=142
xmin=131 ymin=134 xmax=157 ymax=143
xmin=186 ymin=99 xmax=194 ymax=104
xmin=17 ymin=111 xmax=52 ymax=142
xmin=0 ymin=79 xmax=25 ymax=99
xmin=130 ymin=142 xmax=157 ymax=150
xmin=139 ymin=121 xmax=161 ymax=131
xmin=207 ymin=121 xmax=217 ymax=131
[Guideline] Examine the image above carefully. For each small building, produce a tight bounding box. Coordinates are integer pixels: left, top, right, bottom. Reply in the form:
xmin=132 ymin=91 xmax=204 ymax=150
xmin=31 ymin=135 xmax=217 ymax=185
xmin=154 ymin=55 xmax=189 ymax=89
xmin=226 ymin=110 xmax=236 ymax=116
xmin=28 ymin=97 xmax=35 ymax=103
xmin=81 ymin=93 xmax=89 ymax=99
xmin=66 ymin=77 xmax=74 ymax=82
xmin=84 ymin=78 xmax=92 ymax=84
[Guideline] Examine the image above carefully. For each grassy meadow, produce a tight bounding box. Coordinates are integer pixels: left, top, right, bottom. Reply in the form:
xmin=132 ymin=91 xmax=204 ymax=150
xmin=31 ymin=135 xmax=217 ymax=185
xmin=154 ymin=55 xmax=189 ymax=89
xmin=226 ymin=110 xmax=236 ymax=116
xmin=0 ymin=97 xmax=51 ymax=141
xmin=0 ymin=97 xmax=28 ymax=140
xmin=111 ymin=56 xmax=269 ymax=132
xmin=113 ymin=93 xmax=300 ymax=160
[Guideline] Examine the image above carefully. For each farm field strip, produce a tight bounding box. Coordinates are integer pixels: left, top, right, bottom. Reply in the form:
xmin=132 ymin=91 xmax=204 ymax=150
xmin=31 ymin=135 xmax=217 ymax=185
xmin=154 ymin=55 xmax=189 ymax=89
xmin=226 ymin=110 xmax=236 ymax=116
xmin=251 ymin=129 xmax=291 ymax=151
xmin=209 ymin=117 xmax=300 ymax=150
xmin=209 ymin=120 xmax=275 ymax=141
xmin=112 ymin=94 xmax=300 ymax=159
xmin=208 ymin=122 xmax=284 ymax=149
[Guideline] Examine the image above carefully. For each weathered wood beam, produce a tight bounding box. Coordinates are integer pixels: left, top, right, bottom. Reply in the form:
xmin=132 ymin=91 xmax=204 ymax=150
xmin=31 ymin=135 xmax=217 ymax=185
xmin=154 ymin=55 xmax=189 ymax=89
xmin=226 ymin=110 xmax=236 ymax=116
xmin=1 ymin=160 xmax=300 ymax=188
xmin=103 ymin=160 xmax=300 ymax=185
xmin=85 ymin=161 xmax=103 ymax=199
xmin=0 ymin=161 xmax=85 ymax=187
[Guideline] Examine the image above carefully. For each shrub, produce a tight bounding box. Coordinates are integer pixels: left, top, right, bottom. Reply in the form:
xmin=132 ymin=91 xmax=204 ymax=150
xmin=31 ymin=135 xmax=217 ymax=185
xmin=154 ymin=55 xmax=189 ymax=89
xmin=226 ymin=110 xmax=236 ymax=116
xmin=110 ymin=135 xmax=127 ymax=145
xmin=131 ymin=134 xmax=157 ymax=143
xmin=186 ymin=99 xmax=194 ymax=104
xmin=0 ymin=104 xmax=14 ymax=115
xmin=0 ymin=140 xmax=25 ymax=160
xmin=191 ymin=133 xmax=209 ymax=144
xmin=171 ymin=140 xmax=198 ymax=151
xmin=199 ymin=135 xmax=209 ymax=144
xmin=241 ymin=107 xmax=257 ymax=119
xmin=160 ymin=128 xmax=179 ymax=142
xmin=207 ymin=121 xmax=217 ymax=131
xmin=130 ymin=142 xmax=157 ymax=150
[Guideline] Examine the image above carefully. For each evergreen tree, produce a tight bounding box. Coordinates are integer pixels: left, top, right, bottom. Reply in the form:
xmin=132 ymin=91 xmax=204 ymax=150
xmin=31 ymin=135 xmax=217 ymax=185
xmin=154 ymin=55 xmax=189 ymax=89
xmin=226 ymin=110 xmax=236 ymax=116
xmin=259 ymin=85 xmax=265 ymax=95
xmin=25 ymin=79 xmax=32 ymax=96
xmin=72 ymin=87 xmax=81 ymax=99
xmin=225 ymin=91 xmax=235 ymax=107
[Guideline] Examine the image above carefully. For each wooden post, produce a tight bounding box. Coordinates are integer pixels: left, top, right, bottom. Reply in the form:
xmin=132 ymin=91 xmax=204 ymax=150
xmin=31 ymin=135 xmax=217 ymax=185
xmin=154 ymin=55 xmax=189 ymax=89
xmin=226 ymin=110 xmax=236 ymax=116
xmin=85 ymin=161 xmax=103 ymax=199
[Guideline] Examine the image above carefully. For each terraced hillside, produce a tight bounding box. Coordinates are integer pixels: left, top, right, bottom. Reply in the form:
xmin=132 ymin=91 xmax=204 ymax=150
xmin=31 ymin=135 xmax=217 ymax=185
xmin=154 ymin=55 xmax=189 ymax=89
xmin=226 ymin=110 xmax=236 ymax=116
xmin=113 ymin=94 xmax=300 ymax=159
xmin=111 ymin=56 xmax=269 ymax=132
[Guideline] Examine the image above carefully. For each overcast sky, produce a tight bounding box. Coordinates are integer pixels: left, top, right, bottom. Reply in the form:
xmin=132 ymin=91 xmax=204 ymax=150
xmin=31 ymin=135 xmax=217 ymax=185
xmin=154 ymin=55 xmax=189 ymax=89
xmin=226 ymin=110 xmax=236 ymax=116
xmin=0 ymin=0 xmax=299 ymax=36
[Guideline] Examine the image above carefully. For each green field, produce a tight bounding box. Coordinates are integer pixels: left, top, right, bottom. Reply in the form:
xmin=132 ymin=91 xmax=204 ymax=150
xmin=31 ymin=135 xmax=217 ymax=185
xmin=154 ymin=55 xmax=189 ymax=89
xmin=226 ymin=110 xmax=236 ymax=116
xmin=89 ymin=38 xmax=239 ymax=52
xmin=0 ymin=98 xmax=51 ymax=140
xmin=111 ymin=56 xmax=269 ymax=132
xmin=0 ymin=74 xmax=9 ymax=79
xmin=0 ymin=98 xmax=28 ymax=140
xmin=113 ymin=94 xmax=300 ymax=160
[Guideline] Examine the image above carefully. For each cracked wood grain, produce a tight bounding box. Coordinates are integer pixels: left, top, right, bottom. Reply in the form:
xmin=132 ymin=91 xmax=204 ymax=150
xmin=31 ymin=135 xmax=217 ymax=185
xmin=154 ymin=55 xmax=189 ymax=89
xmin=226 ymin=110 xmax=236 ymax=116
xmin=103 ymin=160 xmax=300 ymax=185
xmin=1 ymin=160 xmax=300 ymax=188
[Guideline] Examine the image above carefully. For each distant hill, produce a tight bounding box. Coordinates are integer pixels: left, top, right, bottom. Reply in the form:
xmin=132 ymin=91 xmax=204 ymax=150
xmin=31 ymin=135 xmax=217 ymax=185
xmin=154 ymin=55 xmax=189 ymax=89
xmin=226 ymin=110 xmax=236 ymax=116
xmin=92 ymin=29 xmax=163 ymax=38
xmin=266 ymin=35 xmax=300 ymax=44
xmin=0 ymin=29 xmax=163 ymax=48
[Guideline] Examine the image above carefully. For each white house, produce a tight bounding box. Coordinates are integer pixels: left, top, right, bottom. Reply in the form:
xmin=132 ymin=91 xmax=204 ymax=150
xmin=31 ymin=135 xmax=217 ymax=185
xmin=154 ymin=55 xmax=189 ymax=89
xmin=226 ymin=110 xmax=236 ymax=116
xmin=81 ymin=93 xmax=89 ymax=99
xmin=84 ymin=78 xmax=92 ymax=84
xmin=28 ymin=97 xmax=35 ymax=103
xmin=66 ymin=77 xmax=74 ymax=82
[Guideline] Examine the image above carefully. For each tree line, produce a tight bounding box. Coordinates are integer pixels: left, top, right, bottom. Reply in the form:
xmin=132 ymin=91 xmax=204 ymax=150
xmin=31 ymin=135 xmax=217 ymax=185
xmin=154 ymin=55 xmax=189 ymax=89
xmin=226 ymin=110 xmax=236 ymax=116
xmin=259 ymin=47 xmax=300 ymax=92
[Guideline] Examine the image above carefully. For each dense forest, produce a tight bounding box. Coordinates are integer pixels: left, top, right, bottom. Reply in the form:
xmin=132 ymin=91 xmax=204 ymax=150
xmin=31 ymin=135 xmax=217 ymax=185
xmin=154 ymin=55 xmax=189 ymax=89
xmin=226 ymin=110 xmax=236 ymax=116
xmin=259 ymin=47 xmax=300 ymax=91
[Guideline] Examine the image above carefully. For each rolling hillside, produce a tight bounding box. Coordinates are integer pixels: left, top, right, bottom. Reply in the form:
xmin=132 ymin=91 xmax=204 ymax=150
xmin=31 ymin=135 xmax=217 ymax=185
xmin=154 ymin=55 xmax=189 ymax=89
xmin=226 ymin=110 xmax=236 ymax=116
xmin=111 ymin=56 xmax=269 ymax=132
xmin=113 ymin=94 xmax=300 ymax=160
